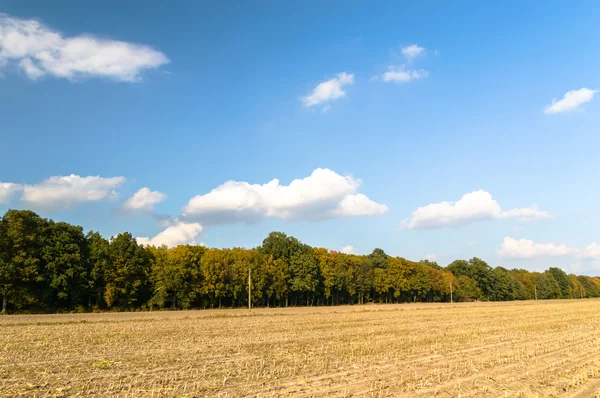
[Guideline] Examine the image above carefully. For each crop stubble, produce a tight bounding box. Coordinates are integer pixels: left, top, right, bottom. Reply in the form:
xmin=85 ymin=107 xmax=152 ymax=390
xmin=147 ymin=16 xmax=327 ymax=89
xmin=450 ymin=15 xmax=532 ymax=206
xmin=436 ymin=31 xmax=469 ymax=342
xmin=1 ymin=300 xmax=600 ymax=397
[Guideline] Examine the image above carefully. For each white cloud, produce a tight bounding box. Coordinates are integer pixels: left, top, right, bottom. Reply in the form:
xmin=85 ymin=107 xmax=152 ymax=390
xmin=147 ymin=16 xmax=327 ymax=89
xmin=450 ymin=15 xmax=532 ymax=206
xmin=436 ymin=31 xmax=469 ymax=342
xmin=401 ymin=190 xmax=550 ymax=230
xmin=582 ymin=243 xmax=600 ymax=259
xmin=340 ymin=245 xmax=358 ymax=255
xmin=496 ymin=205 xmax=550 ymax=222
xmin=122 ymin=187 xmax=166 ymax=211
xmin=21 ymin=174 xmax=125 ymax=209
xmin=497 ymin=237 xmax=574 ymax=259
xmin=381 ymin=67 xmax=428 ymax=83
xmin=302 ymin=72 xmax=354 ymax=107
xmin=378 ymin=44 xmax=428 ymax=84
xmin=0 ymin=182 xmax=22 ymax=204
xmin=182 ymin=168 xmax=387 ymax=224
xmin=401 ymin=44 xmax=425 ymax=59
xmin=334 ymin=194 xmax=388 ymax=217
xmin=424 ymin=254 xmax=438 ymax=261
xmin=136 ymin=221 xmax=203 ymax=248
xmin=544 ymin=88 xmax=598 ymax=114
xmin=0 ymin=13 xmax=169 ymax=82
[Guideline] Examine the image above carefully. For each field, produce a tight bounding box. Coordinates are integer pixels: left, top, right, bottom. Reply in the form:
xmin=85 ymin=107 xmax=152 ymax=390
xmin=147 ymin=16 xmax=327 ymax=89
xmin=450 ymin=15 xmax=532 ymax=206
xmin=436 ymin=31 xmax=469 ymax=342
xmin=2 ymin=300 xmax=600 ymax=397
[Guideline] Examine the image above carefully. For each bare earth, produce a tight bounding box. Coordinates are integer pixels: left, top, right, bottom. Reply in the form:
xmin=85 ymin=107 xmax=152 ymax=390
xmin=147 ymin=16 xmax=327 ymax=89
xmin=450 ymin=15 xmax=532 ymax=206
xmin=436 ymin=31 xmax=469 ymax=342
xmin=2 ymin=300 xmax=600 ymax=397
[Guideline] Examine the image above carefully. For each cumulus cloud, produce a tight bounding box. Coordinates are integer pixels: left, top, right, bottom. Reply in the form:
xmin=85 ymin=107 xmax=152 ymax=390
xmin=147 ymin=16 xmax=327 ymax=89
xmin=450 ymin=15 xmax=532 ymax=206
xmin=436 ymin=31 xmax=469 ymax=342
xmin=0 ymin=13 xmax=169 ymax=82
xmin=182 ymin=168 xmax=387 ymax=224
xmin=302 ymin=72 xmax=354 ymax=108
xmin=136 ymin=221 xmax=203 ymax=248
xmin=401 ymin=44 xmax=425 ymax=59
xmin=340 ymin=245 xmax=358 ymax=255
xmin=582 ymin=243 xmax=600 ymax=259
xmin=497 ymin=239 xmax=600 ymax=263
xmin=377 ymin=44 xmax=429 ymax=84
xmin=22 ymin=174 xmax=125 ymax=209
xmin=122 ymin=187 xmax=166 ymax=211
xmin=333 ymin=194 xmax=388 ymax=217
xmin=401 ymin=190 xmax=550 ymax=230
xmin=497 ymin=237 xmax=574 ymax=259
xmin=496 ymin=206 xmax=550 ymax=222
xmin=0 ymin=182 xmax=22 ymax=204
xmin=381 ymin=67 xmax=428 ymax=83
xmin=544 ymin=88 xmax=598 ymax=114
xmin=424 ymin=254 xmax=438 ymax=261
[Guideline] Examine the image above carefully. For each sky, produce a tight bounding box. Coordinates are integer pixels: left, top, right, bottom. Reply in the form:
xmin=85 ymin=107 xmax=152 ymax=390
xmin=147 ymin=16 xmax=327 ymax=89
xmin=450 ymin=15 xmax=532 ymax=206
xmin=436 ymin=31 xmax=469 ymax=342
xmin=1 ymin=1 xmax=599 ymax=274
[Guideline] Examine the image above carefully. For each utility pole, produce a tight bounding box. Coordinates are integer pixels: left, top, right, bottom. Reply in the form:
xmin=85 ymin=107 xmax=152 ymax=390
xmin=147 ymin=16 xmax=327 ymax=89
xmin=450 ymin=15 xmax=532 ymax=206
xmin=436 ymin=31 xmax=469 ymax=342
xmin=248 ymin=265 xmax=252 ymax=311
xmin=450 ymin=280 xmax=453 ymax=304
xmin=534 ymin=285 xmax=537 ymax=300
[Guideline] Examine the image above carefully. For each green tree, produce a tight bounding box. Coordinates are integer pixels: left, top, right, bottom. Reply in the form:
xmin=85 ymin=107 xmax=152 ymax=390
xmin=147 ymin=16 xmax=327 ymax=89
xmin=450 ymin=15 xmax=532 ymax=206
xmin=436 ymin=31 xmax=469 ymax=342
xmin=547 ymin=267 xmax=570 ymax=298
xmin=104 ymin=233 xmax=151 ymax=309
xmin=289 ymin=247 xmax=320 ymax=305
xmin=87 ymin=231 xmax=110 ymax=307
xmin=259 ymin=232 xmax=303 ymax=263
xmin=454 ymin=275 xmax=482 ymax=301
xmin=201 ymin=248 xmax=234 ymax=308
xmin=448 ymin=258 xmax=494 ymax=300
xmin=41 ymin=221 xmax=89 ymax=309
xmin=0 ymin=210 xmax=46 ymax=313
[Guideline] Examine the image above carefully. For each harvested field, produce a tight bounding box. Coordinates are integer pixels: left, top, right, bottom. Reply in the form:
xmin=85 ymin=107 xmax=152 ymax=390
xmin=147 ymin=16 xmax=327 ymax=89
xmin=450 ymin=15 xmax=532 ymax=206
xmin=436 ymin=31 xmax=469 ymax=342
xmin=2 ymin=300 xmax=600 ymax=397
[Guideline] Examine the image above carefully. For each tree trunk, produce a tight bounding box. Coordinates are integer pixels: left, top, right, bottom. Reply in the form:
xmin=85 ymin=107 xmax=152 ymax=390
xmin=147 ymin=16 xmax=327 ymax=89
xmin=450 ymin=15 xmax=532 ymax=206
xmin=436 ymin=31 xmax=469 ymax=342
xmin=2 ymin=296 xmax=7 ymax=314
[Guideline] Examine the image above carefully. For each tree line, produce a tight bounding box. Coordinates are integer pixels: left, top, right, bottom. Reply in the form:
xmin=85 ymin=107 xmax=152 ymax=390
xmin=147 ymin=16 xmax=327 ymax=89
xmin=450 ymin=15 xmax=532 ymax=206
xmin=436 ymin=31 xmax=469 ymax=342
xmin=1 ymin=209 xmax=598 ymax=313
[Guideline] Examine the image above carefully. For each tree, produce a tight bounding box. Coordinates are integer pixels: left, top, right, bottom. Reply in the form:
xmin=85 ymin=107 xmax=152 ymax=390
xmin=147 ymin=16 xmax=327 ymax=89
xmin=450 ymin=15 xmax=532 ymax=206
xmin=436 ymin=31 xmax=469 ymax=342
xmin=259 ymin=232 xmax=303 ymax=263
xmin=448 ymin=258 xmax=494 ymax=300
xmin=3 ymin=209 xmax=600 ymax=313
xmin=0 ymin=210 xmax=46 ymax=313
xmin=265 ymin=257 xmax=288 ymax=306
xmin=547 ymin=267 xmax=570 ymax=298
xmin=87 ymin=231 xmax=110 ymax=307
xmin=41 ymin=221 xmax=89 ymax=309
xmin=201 ymin=248 xmax=234 ymax=308
xmin=104 ymin=233 xmax=150 ymax=309
xmin=289 ymin=247 xmax=320 ymax=305
xmin=148 ymin=245 xmax=205 ymax=309
xmin=454 ymin=275 xmax=482 ymax=301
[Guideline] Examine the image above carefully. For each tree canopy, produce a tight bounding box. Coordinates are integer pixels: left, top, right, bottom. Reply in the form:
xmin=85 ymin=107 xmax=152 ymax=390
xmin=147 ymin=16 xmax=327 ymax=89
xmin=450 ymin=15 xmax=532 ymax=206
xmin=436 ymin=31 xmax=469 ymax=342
xmin=0 ymin=209 xmax=598 ymax=313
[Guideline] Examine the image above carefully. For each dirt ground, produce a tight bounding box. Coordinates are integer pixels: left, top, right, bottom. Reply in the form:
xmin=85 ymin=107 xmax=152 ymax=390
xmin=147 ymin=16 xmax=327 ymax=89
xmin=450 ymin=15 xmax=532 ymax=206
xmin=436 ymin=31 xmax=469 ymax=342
xmin=2 ymin=300 xmax=600 ymax=397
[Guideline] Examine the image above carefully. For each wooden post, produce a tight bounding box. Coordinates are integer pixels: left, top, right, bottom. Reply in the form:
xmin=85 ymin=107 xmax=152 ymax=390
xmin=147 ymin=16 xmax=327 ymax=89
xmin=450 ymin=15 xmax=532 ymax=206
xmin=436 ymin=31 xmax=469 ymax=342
xmin=248 ymin=265 xmax=252 ymax=311
xmin=450 ymin=280 xmax=453 ymax=304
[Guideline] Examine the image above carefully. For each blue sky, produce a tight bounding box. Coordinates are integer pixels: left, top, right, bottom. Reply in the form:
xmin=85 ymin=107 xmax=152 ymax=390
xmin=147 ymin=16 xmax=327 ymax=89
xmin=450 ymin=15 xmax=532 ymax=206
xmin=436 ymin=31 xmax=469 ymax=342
xmin=1 ymin=1 xmax=599 ymax=274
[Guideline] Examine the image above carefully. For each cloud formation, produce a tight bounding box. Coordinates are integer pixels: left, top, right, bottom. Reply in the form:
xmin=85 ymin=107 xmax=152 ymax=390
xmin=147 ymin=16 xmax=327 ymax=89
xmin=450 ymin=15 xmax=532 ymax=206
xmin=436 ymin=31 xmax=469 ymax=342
xmin=22 ymin=175 xmax=125 ymax=209
xmin=544 ymin=88 xmax=598 ymax=114
xmin=136 ymin=221 xmax=203 ymax=248
xmin=0 ymin=13 xmax=169 ymax=82
xmin=382 ymin=68 xmax=428 ymax=83
xmin=122 ymin=187 xmax=167 ymax=211
xmin=582 ymin=243 xmax=600 ymax=259
xmin=302 ymin=72 xmax=354 ymax=108
xmin=497 ymin=238 xmax=600 ymax=262
xmin=378 ymin=44 xmax=429 ymax=84
xmin=340 ymin=245 xmax=358 ymax=255
xmin=401 ymin=190 xmax=550 ymax=230
xmin=183 ymin=168 xmax=387 ymax=224
xmin=401 ymin=44 xmax=425 ymax=59
xmin=497 ymin=237 xmax=573 ymax=259
xmin=0 ymin=182 xmax=22 ymax=204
